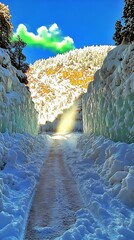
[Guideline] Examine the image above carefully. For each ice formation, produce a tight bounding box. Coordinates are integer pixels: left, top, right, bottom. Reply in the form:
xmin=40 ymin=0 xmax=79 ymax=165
xmin=83 ymin=44 xmax=134 ymax=143
xmin=0 ymin=48 xmax=38 ymax=134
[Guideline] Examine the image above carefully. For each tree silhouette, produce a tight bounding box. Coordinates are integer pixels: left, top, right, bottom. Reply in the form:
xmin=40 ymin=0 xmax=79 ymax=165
xmin=11 ymin=36 xmax=29 ymax=71
xmin=113 ymin=20 xmax=123 ymax=45
xmin=11 ymin=36 xmax=29 ymax=84
xmin=113 ymin=0 xmax=134 ymax=44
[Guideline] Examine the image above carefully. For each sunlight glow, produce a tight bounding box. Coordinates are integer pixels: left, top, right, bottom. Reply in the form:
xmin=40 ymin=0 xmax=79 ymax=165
xmin=56 ymin=104 xmax=77 ymax=134
xmin=51 ymin=134 xmax=67 ymax=140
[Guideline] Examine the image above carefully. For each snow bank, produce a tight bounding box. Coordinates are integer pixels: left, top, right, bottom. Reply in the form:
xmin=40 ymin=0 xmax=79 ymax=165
xmin=83 ymin=44 xmax=134 ymax=143
xmin=76 ymin=134 xmax=134 ymax=207
xmin=0 ymin=48 xmax=38 ymax=135
xmin=0 ymin=132 xmax=50 ymax=240
xmin=56 ymin=134 xmax=134 ymax=240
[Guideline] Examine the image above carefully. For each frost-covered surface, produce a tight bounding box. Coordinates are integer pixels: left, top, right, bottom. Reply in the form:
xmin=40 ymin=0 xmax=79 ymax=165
xmin=57 ymin=133 xmax=134 ymax=240
xmin=83 ymin=44 xmax=134 ymax=143
xmin=0 ymin=48 xmax=38 ymax=135
xmin=27 ymin=45 xmax=113 ymax=126
xmin=0 ymin=132 xmax=50 ymax=240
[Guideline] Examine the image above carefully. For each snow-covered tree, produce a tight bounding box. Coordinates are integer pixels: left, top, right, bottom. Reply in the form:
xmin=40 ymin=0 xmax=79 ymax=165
xmin=0 ymin=3 xmax=13 ymax=49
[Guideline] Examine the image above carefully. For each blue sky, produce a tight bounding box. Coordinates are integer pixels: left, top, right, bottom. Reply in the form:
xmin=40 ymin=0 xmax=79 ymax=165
xmin=3 ymin=0 xmax=124 ymax=63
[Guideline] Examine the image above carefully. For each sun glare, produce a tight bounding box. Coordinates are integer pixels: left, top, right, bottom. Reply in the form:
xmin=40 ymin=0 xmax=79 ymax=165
xmin=56 ymin=104 xmax=77 ymax=134
xmin=51 ymin=134 xmax=67 ymax=140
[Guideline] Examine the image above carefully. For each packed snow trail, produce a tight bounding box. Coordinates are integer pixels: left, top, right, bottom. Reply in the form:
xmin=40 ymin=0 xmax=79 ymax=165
xmin=25 ymin=136 xmax=84 ymax=240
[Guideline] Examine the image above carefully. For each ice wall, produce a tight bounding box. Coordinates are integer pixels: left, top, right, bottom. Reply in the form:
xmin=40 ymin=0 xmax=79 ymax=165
xmin=83 ymin=44 xmax=134 ymax=143
xmin=0 ymin=48 xmax=38 ymax=134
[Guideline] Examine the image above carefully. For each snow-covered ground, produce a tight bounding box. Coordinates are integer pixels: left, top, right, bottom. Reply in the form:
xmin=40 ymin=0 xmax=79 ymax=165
xmin=59 ymin=133 xmax=134 ymax=240
xmin=0 ymin=132 xmax=51 ymax=240
xmin=25 ymin=136 xmax=84 ymax=240
xmin=0 ymin=133 xmax=134 ymax=240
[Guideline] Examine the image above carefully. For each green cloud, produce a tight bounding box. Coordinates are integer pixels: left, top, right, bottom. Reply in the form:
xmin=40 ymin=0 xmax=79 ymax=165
xmin=12 ymin=23 xmax=75 ymax=53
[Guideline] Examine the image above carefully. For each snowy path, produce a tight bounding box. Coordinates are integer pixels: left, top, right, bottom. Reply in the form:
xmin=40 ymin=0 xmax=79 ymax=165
xmin=25 ymin=137 xmax=84 ymax=240
xmin=0 ymin=133 xmax=134 ymax=239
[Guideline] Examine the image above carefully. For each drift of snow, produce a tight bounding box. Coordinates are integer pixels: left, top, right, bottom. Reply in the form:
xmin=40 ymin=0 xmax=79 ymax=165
xmin=56 ymin=133 xmax=134 ymax=240
xmin=0 ymin=132 xmax=50 ymax=240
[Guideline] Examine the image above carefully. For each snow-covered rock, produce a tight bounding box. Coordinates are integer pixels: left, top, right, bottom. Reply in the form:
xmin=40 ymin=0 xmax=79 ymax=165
xmin=0 ymin=48 xmax=38 ymax=135
xmin=83 ymin=44 xmax=134 ymax=143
